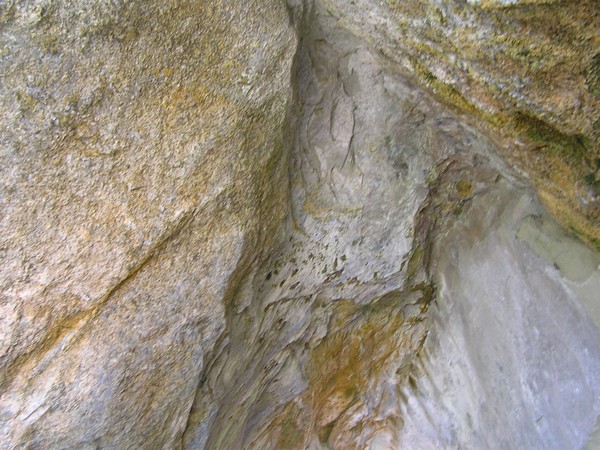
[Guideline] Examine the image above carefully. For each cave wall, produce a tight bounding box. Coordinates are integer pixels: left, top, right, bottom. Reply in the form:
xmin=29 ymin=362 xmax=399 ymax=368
xmin=0 ymin=0 xmax=599 ymax=449
xmin=0 ymin=1 xmax=296 ymax=447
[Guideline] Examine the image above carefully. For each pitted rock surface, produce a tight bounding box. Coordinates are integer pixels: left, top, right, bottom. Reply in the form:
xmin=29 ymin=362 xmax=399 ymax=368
xmin=1 ymin=0 xmax=599 ymax=449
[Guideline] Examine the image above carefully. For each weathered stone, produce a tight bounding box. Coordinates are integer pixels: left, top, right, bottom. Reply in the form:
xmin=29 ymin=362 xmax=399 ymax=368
xmin=0 ymin=0 xmax=296 ymax=447
xmin=1 ymin=0 xmax=599 ymax=449
xmin=399 ymin=183 xmax=600 ymax=449
xmin=184 ymin=2 xmax=600 ymax=448
xmin=320 ymin=0 xmax=600 ymax=248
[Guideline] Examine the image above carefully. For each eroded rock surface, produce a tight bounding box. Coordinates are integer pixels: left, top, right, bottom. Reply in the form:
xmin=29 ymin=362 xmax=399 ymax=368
xmin=183 ymin=2 xmax=600 ymax=448
xmin=320 ymin=0 xmax=600 ymax=247
xmin=1 ymin=0 xmax=599 ymax=449
xmin=400 ymin=184 xmax=600 ymax=449
xmin=0 ymin=0 xmax=296 ymax=447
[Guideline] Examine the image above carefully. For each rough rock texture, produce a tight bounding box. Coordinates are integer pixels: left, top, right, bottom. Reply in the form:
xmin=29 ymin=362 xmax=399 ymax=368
xmin=0 ymin=0 xmax=296 ymax=447
xmin=1 ymin=0 xmax=599 ymax=449
xmin=320 ymin=0 xmax=600 ymax=248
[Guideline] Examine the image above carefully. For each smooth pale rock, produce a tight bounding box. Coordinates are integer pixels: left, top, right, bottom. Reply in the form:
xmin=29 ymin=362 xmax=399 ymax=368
xmin=517 ymin=212 xmax=600 ymax=330
xmin=398 ymin=184 xmax=600 ymax=449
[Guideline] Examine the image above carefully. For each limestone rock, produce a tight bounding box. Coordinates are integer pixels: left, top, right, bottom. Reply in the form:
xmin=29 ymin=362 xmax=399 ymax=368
xmin=184 ymin=2 xmax=600 ymax=448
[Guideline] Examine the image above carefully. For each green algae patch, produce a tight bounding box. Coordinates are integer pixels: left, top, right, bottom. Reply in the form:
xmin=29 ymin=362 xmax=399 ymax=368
xmin=586 ymin=53 xmax=600 ymax=99
xmin=512 ymin=112 xmax=590 ymax=163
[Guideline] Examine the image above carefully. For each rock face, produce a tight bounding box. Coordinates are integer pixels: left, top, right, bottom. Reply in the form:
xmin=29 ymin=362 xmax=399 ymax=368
xmin=320 ymin=0 xmax=600 ymax=248
xmin=1 ymin=0 xmax=599 ymax=449
xmin=0 ymin=1 xmax=296 ymax=447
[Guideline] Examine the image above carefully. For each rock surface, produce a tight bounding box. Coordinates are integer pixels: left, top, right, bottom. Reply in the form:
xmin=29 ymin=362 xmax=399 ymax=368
xmin=400 ymin=185 xmax=600 ymax=449
xmin=0 ymin=0 xmax=296 ymax=447
xmin=321 ymin=0 xmax=600 ymax=248
xmin=0 ymin=0 xmax=599 ymax=449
